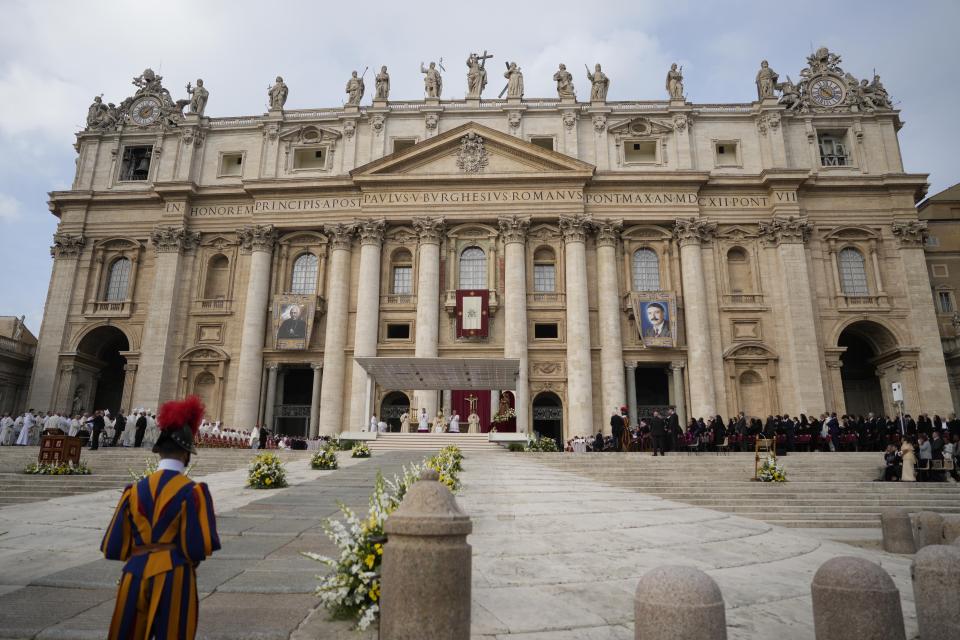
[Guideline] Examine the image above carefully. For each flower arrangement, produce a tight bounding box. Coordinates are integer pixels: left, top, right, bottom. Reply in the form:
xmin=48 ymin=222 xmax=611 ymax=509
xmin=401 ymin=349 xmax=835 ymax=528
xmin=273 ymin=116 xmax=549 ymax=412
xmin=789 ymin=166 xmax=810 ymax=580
xmin=304 ymin=446 xmax=464 ymax=630
xmin=351 ymin=442 xmax=371 ymax=458
xmin=526 ymin=436 xmax=559 ymax=452
xmin=128 ymin=457 xmax=194 ymax=482
xmin=311 ymin=442 xmax=339 ymax=470
xmin=757 ymin=455 xmax=787 ymax=482
xmin=24 ymin=461 xmax=91 ymax=475
xmin=491 ymin=408 xmax=516 ymax=424
xmin=247 ymin=451 xmax=288 ymax=489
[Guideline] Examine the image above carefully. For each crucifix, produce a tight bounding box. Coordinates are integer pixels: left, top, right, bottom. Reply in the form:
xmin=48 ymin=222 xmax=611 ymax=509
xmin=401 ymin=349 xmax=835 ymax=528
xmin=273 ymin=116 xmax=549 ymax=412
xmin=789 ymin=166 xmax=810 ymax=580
xmin=466 ymin=393 xmax=478 ymax=414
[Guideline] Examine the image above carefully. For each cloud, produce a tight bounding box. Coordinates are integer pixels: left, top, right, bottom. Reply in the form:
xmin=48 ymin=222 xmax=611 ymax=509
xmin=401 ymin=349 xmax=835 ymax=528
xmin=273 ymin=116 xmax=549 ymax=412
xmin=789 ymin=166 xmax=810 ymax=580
xmin=0 ymin=193 xmax=22 ymax=221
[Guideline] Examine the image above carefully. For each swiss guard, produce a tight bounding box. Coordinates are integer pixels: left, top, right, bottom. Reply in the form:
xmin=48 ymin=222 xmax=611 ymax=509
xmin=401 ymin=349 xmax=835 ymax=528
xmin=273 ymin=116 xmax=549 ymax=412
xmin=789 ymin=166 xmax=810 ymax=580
xmin=101 ymin=396 xmax=220 ymax=639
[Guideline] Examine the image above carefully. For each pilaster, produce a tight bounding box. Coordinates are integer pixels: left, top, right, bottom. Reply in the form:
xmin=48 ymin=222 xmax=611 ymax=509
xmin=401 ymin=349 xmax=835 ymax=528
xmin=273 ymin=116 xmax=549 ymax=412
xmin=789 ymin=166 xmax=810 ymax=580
xmin=349 ymin=219 xmax=386 ymax=429
xmin=412 ymin=217 xmax=445 ymax=419
xmin=499 ymin=215 xmax=531 ymax=433
xmin=595 ymin=219 xmax=626 ymax=426
xmin=559 ymin=214 xmax=595 ymax=436
xmin=318 ymin=223 xmax=356 ymax=435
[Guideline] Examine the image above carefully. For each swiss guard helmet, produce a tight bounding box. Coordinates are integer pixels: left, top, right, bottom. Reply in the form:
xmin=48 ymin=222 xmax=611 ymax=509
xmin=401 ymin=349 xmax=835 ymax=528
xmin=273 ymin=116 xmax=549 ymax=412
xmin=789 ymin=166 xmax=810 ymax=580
xmin=154 ymin=395 xmax=205 ymax=454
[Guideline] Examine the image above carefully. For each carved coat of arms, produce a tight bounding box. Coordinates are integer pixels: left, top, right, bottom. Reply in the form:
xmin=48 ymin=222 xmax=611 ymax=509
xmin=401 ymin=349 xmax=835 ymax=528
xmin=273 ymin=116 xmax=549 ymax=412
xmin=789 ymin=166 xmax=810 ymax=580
xmin=456 ymin=133 xmax=488 ymax=173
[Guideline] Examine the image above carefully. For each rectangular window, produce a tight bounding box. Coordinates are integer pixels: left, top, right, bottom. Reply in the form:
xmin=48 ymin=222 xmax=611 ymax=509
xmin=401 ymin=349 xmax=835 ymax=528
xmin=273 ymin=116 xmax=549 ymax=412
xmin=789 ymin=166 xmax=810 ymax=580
xmin=386 ymin=323 xmax=411 ymax=340
xmin=530 ymin=137 xmax=554 ymax=151
xmin=932 ymin=264 xmax=948 ymax=278
xmin=119 ymin=145 xmax=153 ymax=181
xmin=533 ymin=264 xmax=556 ymax=292
xmin=624 ymin=140 xmax=657 ymax=164
xmin=926 ymin=236 xmax=940 ymax=248
xmin=392 ymin=138 xmax=417 ymax=153
xmin=219 ymin=153 xmax=243 ymax=177
xmin=818 ymin=133 xmax=849 ymax=167
xmin=392 ymin=266 xmax=412 ymax=294
xmin=939 ymin=292 xmax=954 ymax=313
xmin=534 ymin=323 xmax=559 ymax=339
xmin=293 ymin=147 xmax=327 ymax=169
xmin=714 ymin=141 xmax=740 ymax=167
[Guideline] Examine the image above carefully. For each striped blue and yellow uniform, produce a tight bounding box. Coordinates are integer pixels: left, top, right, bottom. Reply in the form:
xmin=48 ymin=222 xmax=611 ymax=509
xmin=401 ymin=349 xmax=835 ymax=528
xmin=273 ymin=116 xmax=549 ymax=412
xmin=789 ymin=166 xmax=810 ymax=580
xmin=101 ymin=469 xmax=220 ymax=640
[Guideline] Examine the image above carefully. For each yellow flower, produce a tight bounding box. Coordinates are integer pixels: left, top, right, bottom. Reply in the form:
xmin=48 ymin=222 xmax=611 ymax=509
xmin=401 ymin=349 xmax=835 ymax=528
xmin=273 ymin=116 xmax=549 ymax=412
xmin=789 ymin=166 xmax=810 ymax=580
xmin=374 ymin=543 xmax=383 ymax=555
xmin=369 ymin=581 xmax=380 ymax=602
xmin=265 ymin=477 xmax=272 ymax=485
xmin=364 ymin=553 xmax=375 ymax=569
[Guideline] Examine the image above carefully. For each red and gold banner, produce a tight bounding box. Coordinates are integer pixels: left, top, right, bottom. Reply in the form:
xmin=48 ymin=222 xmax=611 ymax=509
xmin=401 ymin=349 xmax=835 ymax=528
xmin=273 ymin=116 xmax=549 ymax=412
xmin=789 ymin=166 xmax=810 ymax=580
xmin=456 ymin=289 xmax=489 ymax=338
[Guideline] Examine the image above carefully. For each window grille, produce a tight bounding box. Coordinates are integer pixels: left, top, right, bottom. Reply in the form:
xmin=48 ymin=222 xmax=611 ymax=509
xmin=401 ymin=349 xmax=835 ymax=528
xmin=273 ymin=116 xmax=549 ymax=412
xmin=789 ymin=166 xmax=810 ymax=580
xmin=290 ymin=253 xmax=318 ymax=294
xmin=632 ymin=249 xmax=660 ymax=291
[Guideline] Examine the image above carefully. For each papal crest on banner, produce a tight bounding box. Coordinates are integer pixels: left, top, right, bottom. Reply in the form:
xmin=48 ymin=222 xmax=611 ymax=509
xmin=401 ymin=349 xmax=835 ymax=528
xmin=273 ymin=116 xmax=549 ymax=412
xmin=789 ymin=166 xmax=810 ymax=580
xmin=456 ymin=289 xmax=489 ymax=338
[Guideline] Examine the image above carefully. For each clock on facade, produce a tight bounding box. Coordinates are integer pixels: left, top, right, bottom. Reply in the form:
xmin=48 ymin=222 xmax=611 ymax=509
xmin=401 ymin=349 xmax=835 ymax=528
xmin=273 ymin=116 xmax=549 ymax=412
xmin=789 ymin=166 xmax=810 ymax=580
xmin=808 ymin=76 xmax=845 ymax=107
xmin=129 ymin=96 xmax=162 ymax=126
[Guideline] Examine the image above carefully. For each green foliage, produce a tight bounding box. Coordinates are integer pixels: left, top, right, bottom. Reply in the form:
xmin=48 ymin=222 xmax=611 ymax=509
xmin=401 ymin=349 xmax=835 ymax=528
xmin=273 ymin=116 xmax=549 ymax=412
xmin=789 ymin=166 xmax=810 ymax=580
xmin=310 ymin=442 xmax=339 ymax=470
xmin=526 ymin=436 xmax=559 ymax=452
xmin=24 ymin=461 xmax=91 ymax=475
xmin=351 ymin=442 xmax=372 ymax=458
xmin=507 ymin=442 xmax=525 ymax=452
xmin=247 ymin=452 xmax=288 ymax=489
xmin=757 ymin=456 xmax=788 ymax=482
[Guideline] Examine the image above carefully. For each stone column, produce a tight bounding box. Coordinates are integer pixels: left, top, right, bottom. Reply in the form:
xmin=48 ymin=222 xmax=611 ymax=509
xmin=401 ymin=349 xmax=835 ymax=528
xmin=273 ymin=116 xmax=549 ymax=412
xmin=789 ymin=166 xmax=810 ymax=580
xmin=671 ymin=362 xmax=687 ymax=428
xmin=499 ymin=216 xmax=531 ymax=433
xmin=348 ymin=219 xmax=386 ymax=429
xmin=893 ymin=221 xmax=953 ymax=414
xmin=309 ymin=363 xmax=322 ymax=437
xmin=133 ymin=226 xmax=201 ymax=412
xmin=595 ymin=219 xmax=626 ymax=422
xmin=28 ymin=232 xmax=85 ymax=411
xmin=625 ymin=362 xmax=638 ymax=430
xmin=231 ymin=225 xmax=277 ymax=429
xmin=263 ymin=364 xmax=278 ymax=430
xmin=759 ymin=216 xmax=826 ymax=416
xmin=560 ymin=215 xmax=595 ymax=437
xmin=674 ymin=218 xmax=718 ymax=420
xmin=318 ymin=223 xmax=355 ymax=436
xmin=412 ymin=217 xmax=445 ymax=419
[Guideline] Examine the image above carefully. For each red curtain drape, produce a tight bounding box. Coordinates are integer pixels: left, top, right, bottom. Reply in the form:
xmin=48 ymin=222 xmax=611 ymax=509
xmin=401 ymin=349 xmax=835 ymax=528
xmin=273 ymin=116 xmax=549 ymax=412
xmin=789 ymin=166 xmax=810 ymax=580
xmin=451 ymin=390 xmax=490 ymax=433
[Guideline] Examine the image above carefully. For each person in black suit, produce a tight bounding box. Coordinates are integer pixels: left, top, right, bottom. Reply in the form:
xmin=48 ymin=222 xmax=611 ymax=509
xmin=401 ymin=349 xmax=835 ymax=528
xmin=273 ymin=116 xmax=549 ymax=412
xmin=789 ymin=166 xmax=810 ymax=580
xmin=665 ymin=408 xmax=680 ymax=452
xmin=134 ymin=411 xmax=148 ymax=447
xmin=110 ymin=410 xmax=127 ymax=447
xmin=278 ymin=305 xmax=307 ymax=340
xmin=259 ymin=424 xmax=269 ymax=450
xmin=650 ymin=410 xmax=666 ymax=456
xmin=610 ymin=408 xmax=624 ymax=452
xmin=87 ymin=410 xmax=105 ymax=450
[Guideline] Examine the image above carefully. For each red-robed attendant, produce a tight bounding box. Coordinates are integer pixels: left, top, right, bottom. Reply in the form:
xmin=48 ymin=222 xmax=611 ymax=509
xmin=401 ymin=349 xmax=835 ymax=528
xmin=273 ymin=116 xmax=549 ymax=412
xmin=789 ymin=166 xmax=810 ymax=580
xmin=101 ymin=396 xmax=220 ymax=639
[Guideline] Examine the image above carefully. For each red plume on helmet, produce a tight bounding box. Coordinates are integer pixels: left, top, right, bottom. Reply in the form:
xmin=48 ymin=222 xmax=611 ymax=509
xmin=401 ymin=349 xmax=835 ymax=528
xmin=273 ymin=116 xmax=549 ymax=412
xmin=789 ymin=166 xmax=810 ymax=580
xmin=157 ymin=395 xmax=205 ymax=434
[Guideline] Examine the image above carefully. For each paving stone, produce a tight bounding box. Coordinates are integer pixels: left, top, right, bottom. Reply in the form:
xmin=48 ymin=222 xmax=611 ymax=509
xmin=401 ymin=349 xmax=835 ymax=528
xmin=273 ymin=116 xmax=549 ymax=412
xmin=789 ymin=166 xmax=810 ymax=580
xmin=32 ymin=559 xmax=119 ymax=589
xmin=216 ymin=534 xmax=292 ymax=560
xmin=215 ymin=515 xmax=268 ymax=535
xmin=0 ymin=586 xmax=116 ymax=638
xmin=195 ymin=593 xmax=318 ymax=640
xmin=242 ymin=517 xmax=322 ymax=537
xmin=217 ymin=569 xmax=320 ymax=593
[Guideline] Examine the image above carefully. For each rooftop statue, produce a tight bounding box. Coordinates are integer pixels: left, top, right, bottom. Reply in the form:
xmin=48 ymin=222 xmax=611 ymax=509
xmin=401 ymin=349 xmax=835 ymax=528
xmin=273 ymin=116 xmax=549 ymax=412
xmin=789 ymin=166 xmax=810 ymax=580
xmin=375 ymin=66 xmax=390 ymax=101
xmin=553 ymin=63 xmax=575 ymax=100
xmin=666 ymin=63 xmax=684 ymax=100
xmin=186 ymin=79 xmax=208 ymax=116
xmin=345 ymin=69 xmax=365 ymax=106
xmin=755 ymin=60 xmax=778 ymax=100
xmin=268 ymin=76 xmax=288 ymax=110
xmin=466 ymin=51 xmax=492 ymax=99
xmin=502 ymin=61 xmax=523 ymax=99
xmin=420 ymin=61 xmax=443 ymax=98
xmin=585 ymin=63 xmax=609 ymax=101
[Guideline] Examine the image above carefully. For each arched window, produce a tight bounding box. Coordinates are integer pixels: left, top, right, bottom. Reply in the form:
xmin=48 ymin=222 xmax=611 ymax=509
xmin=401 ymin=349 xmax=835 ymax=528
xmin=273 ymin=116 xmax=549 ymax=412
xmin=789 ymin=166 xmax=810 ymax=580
xmin=533 ymin=247 xmax=556 ymax=293
xmin=632 ymin=248 xmax=660 ymax=291
xmin=105 ymin=258 xmax=131 ymax=301
xmin=203 ymin=254 xmax=230 ymax=299
xmin=726 ymin=247 xmax=752 ymax=294
xmin=391 ymin=249 xmax=413 ymax=295
xmin=290 ymin=253 xmax=318 ymax=294
xmin=459 ymin=247 xmax=487 ymax=289
xmin=838 ymin=248 xmax=869 ymax=295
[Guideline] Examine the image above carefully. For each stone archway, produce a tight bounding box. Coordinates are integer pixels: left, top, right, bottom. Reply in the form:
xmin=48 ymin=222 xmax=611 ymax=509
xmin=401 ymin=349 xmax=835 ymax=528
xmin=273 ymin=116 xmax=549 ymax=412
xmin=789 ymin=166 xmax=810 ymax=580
xmin=75 ymin=326 xmax=130 ymax=414
xmin=532 ymin=392 xmax=563 ymax=448
xmin=836 ymin=321 xmax=899 ymax=417
xmin=380 ymin=391 xmax=410 ymax=431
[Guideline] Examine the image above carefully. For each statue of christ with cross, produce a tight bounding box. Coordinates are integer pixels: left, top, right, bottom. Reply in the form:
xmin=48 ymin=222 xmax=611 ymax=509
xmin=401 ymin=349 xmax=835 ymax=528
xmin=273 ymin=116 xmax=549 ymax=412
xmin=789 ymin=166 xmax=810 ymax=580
xmin=466 ymin=50 xmax=493 ymax=98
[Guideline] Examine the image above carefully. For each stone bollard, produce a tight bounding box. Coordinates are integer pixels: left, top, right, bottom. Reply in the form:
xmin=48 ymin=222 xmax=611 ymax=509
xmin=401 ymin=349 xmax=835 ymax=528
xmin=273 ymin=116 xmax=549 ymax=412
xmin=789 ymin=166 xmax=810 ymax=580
xmin=911 ymin=545 xmax=960 ymax=640
xmin=381 ymin=468 xmax=472 ymax=640
xmin=914 ymin=511 xmax=944 ymax=550
xmin=811 ymin=556 xmax=905 ymax=640
xmin=881 ymin=507 xmax=917 ymax=554
xmin=941 ymin=514 xmax=960 ymax=545
xmin=634 ymin=566 xmax=726 ymax=640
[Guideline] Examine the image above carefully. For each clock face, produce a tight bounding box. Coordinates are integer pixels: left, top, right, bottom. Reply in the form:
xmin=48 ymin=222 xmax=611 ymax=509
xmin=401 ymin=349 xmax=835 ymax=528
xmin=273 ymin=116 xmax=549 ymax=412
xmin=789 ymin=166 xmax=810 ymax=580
xmin=809 ymin=77 xmax=844 ymax=107
xmin=130 ymin=97 xmax=161 ymax=126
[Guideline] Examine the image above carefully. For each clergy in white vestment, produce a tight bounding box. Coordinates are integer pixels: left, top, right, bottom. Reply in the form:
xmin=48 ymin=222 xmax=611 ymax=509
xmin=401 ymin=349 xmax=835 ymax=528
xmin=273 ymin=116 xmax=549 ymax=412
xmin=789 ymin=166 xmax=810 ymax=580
xmin=0 ymin=415 xmax=14 ymax=445
xmin=369 ymin=416 xmax=378 ymax=432
xmin=448 ymin=412 xmax=460 ymax=433
xmin=399 ymin=412 xmax=410 ymax=433
xmin=16 ymin=411 xmax=34 ymax=445
xmin=250 ymin=425 xmax=260 ymax=449
xmin=417 ymin=409 xmax=429 ymax=433
xmin=68 ymin=417 xmax=80 ymax=437
xmin=433 ymin=410 xmax=446 ymax=433
xmin=378 ymin=420 xmax=388 ymax=433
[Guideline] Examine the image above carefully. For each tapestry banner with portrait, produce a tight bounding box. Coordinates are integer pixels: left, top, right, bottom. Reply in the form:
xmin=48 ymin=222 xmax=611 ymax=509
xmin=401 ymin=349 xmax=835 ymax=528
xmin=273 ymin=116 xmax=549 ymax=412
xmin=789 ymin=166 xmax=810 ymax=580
xmin=630 ymin=292 xmax=677 ymax=348
xmin=273 ymin=294 xmax=316 ymax=350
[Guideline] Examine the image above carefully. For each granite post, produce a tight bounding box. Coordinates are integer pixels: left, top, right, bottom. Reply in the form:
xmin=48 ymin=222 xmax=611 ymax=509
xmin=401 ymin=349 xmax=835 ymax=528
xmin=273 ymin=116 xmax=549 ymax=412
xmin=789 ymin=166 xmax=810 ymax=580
xmin=881 ymin=507 xmax=917 ymax=554
xmin=634 ymin=565 xmax=726 ymax=640
xmin=811 ymin=556 xmax=905 ymax=640
xmin=911 ymin=545 xmax=960 ymax=640
xmin=915 ymin=511 xmax=944 ymax=550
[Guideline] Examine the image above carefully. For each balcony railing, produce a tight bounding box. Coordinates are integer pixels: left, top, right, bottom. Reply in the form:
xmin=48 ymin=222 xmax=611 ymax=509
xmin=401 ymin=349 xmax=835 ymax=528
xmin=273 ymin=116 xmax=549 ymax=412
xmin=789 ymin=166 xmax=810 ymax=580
xmin=194 ymin=298 xmax=233 ymax=314
xmin=0 ymin=335 xmax=35 ymax=358
xmin=723 ymin=293 xmax=764 ymax=305
xmin=85 ymin=300 xmax=132 ymax=317
xmin=837 ymin=294 xmax=887 ymax=309
xmin=380 ymin=294 xmax=416 ymax=306
xmin=527 ymin=292 xmax=566 ymax=306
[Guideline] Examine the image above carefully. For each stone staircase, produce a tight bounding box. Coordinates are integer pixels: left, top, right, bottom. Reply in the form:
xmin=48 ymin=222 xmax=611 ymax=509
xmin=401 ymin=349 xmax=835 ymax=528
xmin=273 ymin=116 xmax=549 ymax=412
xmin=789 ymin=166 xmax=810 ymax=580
xmin=532 ymin=451 xmax=960 ymax=528
xmin=366 ymin=432 xmax=503 ymax=452
xmin=0 ymin=447 xmax=311 ymax=507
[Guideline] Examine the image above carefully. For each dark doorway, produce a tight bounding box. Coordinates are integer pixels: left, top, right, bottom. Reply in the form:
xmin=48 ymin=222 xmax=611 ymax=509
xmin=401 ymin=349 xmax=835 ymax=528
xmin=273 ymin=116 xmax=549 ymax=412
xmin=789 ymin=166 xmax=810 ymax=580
xmin=76 ymin=326 xmax=129 ymax=414
xmin=276 ymin=367 xmax=313 ymax=437
xmin=635 ymin=365 xmax=670 ymax=418
xmin=380 ymin=391 xmax=410 ymax=431
xmin=532 ymin=392 xmax=563 ymax=448
xmin=839 ymin=331 xmax=885 ymax=416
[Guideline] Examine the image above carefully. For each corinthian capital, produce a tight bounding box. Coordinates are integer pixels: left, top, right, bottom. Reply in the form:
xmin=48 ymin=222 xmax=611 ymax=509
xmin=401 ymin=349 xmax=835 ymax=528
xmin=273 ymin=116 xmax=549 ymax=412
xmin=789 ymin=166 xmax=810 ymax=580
xmin=758 ymin=215 xmax=811 ymax=245
xmin=324 ymin=222 xmax=357 ymax=251
xmin=356 ymin=218 xmax=386 ymax=246
xmin=594 ymin=218 xmax=623 ymax=248
xmin=238 ymin=224 xmax=277 ymax=254
xmin=673 ymin=217 xmax=717 ymax=246
xmin=891 ymin=220 xmax=928 ymax=247
xmin=498 ymin=215 xmax=531 ymax=244
xmin=412 ymin=216 xmax=445 ymax=245
xmin=151 ymin=225 xmax=201 ymax=254
xmin=50 ymin=232 xmax=85 ymax=259
xmin=559 ymin=214 xmax=593 ymax=244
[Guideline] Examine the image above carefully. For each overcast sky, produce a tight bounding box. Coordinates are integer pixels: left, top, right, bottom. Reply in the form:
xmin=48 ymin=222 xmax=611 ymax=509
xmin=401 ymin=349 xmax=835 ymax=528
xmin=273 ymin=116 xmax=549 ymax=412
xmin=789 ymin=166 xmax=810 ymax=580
xmin=1 ymin=0 xmax=958 ymax=333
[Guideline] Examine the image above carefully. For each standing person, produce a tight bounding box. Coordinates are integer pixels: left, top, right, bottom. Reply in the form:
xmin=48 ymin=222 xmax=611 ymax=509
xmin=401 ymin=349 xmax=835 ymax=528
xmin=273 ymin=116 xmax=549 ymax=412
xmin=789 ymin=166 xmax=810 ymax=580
xmin=250 ymin=423 xmax=260 ymax=450
xmin=417 ymin=408 xmax=429 ymax=433
xmin=87 ymin=410 xmax=105 ymax=450
xmin=110 ymin=410 xmax=127 ymax=447
xmin=666 ymin=408 xmax=680 ymax=452
xmin=900 ymin=438 xmax=917 ymax=482
xmin=259 ymin=424 xmax=269 ymax=450
xmin=16 ymin=410 xmax=34 ymax=446
xmin=650 ymin=410 xmax=667 ymax=456
xmin=610 ymin=408 xmax=624 ymax=452
xmin=134 ymin=410 xmax=147 ymax=448
xmin=449 ymin=411 xmax=460 ymax=433
xmin=399 ymin=410 xmax=410 ymax=433
xmin=101 ymin=396 xmax=220 ymax=640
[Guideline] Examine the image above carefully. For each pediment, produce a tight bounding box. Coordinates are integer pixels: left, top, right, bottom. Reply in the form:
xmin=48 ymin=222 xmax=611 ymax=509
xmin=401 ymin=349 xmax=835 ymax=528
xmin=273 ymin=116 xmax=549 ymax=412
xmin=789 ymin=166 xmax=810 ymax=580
xmin=279 ymin=124 xmax=342 ymax=144
xmin=608 ymin=116 xmax=674 ymax=137
xmin=717 ymin=225 xmax=759 ymax=240
xmin=351 ymin=122 xmax=594 ymax=181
